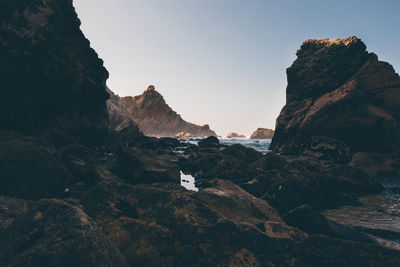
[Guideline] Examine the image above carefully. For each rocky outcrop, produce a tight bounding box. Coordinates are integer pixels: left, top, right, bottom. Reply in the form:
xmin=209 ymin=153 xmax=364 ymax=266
xmin=113 ymin=86 xmax=217 ymax=137
xmin=1 ymin=0 xmax=110 ymax=144
xmin=270 ymin=36 xmax=400 ymax=161
xmin=77 ymin=179 xmax=400 ymax=267
xmin=0 ymin=198 xmax=127 ymax=266
xmin=227 ymin=132 xmax=246 ymax=138
xmin=250 ymin=128 xmax=274 ymax=139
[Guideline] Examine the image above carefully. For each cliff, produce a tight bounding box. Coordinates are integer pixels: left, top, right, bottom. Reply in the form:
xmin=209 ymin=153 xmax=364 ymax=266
xmin=250 ymin=128 xmax=274 ymax=139
xmin=114 ymin=85 xmax=217 ymax=137
xmin=1 ymin=0 xmax=110 ymax=144
xmin=270 ymin=36 xmax=400 ymax=161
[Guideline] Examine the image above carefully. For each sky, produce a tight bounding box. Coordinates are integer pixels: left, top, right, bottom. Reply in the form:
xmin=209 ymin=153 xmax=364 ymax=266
xmin=73 ymin=0 xmax=400 ymax=137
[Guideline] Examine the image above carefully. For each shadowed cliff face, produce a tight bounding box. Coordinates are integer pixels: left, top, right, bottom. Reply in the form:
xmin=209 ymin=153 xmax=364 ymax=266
xmin=0 ymin=0 xmax=110 ymax=144
xmin=270 ymin=36 xmax=400 ymax=158
xmin=114 ymin=86 xmax=217 ymax=137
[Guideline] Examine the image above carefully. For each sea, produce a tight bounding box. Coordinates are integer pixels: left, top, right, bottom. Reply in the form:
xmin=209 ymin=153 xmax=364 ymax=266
xmin=180 ymin=137 xmax=272 ymax=154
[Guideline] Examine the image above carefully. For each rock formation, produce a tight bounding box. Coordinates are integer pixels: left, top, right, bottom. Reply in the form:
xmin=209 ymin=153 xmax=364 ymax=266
xmin=250 ymin=128 xmax=274 ymax=139
xmin=2 ymin=0 xmax=400 ymax=264
xmin=110 ymin=85 xmax=217 ymax=137
xmin=1 ymin=0 xmax=110 ymax=144
xmin=226 ymin=132 xmax=246 ymax=138
xmin=270 ymin=36 xmax=400 ymax=162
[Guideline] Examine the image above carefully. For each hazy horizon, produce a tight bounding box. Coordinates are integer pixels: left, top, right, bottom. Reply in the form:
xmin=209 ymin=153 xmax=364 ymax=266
xmin=74 ymin=0 xmax=400 ymax=137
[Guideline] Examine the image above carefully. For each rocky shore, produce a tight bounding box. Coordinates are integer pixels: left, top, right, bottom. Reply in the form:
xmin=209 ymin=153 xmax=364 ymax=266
xmin=1 ymin=0 xmax=400 ymax=266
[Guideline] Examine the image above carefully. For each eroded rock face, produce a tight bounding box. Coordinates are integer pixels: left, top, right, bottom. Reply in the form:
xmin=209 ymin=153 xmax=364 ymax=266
xmin=250 ymin=128 xmax=274 ymax=139
xmin=113 ymin=86 xmax=217 ymax=137
xmin=1 ymin=0 xmax=110 ymax=144
xmin=270 ymin=36 xmax=400 ymax=160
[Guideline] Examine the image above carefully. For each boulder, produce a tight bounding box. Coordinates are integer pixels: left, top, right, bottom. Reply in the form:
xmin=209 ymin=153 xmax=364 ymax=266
xmin=0 ymin=199 xmax=127 ymax=266
xmin=250 ymin=128 xmax=274 ymax=139
xmin=0 ymin=131 xmax=72 ymax=200
xmin=198 ymin=136 xmax=220 ymax=148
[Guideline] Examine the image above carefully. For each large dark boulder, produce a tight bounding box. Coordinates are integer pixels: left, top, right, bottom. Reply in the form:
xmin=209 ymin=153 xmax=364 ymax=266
xmin=0 ymin=199 xmax=127 ymax=267
xmin=0 ymin=131 xmax=72 ymax=199
xmin=1 ymin=0 xmax=110 ymax=144
xmin=198 ymin=136 xmax=220 ymax=148
xmin=270 ymin=36 xmax=400 ymax=159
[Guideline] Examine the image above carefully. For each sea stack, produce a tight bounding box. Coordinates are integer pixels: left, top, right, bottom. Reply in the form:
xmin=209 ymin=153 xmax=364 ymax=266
xmin=270 ymin=36 xmax=400 ymax=162
xmin=227 ymin=132 xmax=246 ymax=138
xmin=250 ymin=128 xmax=274 ymax=139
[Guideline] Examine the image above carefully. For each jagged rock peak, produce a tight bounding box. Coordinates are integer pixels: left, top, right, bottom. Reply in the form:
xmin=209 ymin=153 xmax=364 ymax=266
xmin=146 ymin=85 xmax=156 ymax=91
xmin=108 ymin=86 xmax=217 ymax=138
xmin=301 ymin=36 xmax=364 ymax=48
xmin=286 ymin=36 xmax=370 ymax=102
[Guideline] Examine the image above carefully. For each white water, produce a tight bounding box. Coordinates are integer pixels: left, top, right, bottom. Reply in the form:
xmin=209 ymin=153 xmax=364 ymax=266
xmin=180 ymin=171 xmax=198 ymax=192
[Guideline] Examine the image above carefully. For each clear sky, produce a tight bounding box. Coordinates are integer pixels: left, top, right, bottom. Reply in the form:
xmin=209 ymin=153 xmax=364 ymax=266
xmin=73 ymin=0 xmax=400 ymax=137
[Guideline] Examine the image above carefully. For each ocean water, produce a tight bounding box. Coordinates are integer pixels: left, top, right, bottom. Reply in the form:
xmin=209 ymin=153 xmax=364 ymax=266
xmin=180 ymin=137 xmax=272 ymax=154
xmin=219 ymin=138 xmax=271 ymax=154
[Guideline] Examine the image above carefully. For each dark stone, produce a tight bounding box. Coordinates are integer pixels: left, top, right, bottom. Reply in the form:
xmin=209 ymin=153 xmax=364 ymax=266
xmin=198 ymin=136 xmax=220 ymax=148
xmin=0 ymin=131 xmax=72 ymax=200
xmin=159 ymin=137 xmax=181 ymax=148
xmin=0 ymin=199 xmax=127 ymax=267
